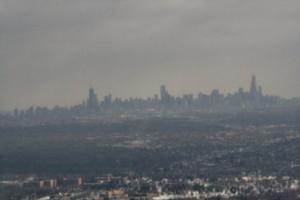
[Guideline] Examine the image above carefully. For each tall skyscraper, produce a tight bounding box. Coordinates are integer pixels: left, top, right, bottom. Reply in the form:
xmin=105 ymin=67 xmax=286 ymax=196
xmin=258 ymin=86 xmax=262 ymax=96
xmin=250 ymin=75 xmax=257 ymax=99
xmin=211 ymin=89 xmax=220 ymax=106
xmin=88 ymin=88 xmax=99 ymax=111
xmin=160 ymin=85 xmax=172 ymax=107
xmin=160 ymin=85 xmax=166 ymax=101
xmin=88 ymin=88 xmax=94 ymax=110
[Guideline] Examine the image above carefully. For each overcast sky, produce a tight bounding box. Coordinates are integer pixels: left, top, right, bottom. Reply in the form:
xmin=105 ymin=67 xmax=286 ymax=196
xmin=1 ymin=1 xmax=300 ymax=111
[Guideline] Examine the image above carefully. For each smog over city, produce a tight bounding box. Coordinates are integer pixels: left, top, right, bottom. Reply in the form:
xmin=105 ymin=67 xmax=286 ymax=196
xmin=0 ymin=1 xmax=300 ymax=200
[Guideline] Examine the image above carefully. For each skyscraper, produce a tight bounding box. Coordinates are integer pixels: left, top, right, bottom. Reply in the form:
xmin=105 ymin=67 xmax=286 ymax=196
xmin=88 ymin=88 xmax=94 ymax=110
xmin=160 ymin=85 xmax=166 ymax=101
xmin=258 ymin=86 xmax=262 ymax=96
xmin=88 ymin=88 xmax=99 ymax=111
xmin=250 ymin=75 xmax=257 ymax=99
xmin=160 ymin=85 xmax=172 ymax=108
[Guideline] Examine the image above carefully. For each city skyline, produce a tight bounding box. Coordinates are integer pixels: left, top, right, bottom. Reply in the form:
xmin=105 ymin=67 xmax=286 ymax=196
xmin=9 ymin=75 xmax=300 ymax=117
xmin=1 ymin=1 xmax=300 ymax=111
xmin=2 ymin=74 xmax=300 ymax=113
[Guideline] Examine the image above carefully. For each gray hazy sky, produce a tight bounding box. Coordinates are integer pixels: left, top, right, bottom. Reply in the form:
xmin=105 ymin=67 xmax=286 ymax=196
xmin=1 ymin=1 xmax=300 ymax=111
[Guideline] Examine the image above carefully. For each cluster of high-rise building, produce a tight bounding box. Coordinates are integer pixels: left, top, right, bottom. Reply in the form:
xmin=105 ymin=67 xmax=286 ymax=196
xmin=12 ymin=75 xmax=300 ymax=118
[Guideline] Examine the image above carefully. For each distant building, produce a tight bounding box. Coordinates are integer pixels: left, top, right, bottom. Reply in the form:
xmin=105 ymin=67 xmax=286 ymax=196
xmin=88 ymin=88 xmax=99 ymax=111
xmin=39 ymin=181 xmax=44 ymax=188
xmin=160 ymin=85 xmax=167 ymax=101
xmin=250 ymin=75 xmax=257 ymax=100
xmin=78 ymin=178 xmax=82 ymax=185
xmin=14 ymin=108 xmax=19 ymax=117
xmin=49 ymin=179 xmax=56 ymax=187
